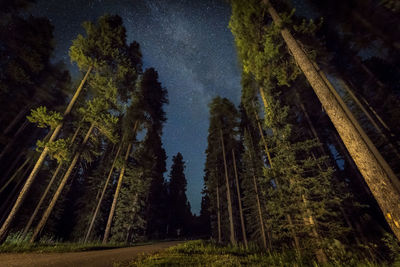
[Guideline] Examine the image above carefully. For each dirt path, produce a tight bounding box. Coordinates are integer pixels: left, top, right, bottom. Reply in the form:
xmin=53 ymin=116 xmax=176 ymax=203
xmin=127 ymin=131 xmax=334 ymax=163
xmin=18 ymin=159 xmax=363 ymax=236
xmin=0 ymin=241 xmax=182 ymax=267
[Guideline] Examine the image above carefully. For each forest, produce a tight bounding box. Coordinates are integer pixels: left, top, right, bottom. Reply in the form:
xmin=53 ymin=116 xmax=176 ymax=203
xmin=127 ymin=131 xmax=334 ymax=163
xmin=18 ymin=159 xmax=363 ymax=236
xmin=0 ymin=0 xmax=400 ymax=266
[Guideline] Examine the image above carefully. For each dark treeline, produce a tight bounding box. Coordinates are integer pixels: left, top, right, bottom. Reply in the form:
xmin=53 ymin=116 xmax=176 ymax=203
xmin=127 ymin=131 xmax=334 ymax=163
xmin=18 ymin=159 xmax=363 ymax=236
xmin=200 ymin=0 xmax=400 ymax=264
xmin=0 ymin=1 xmax=194 ymax=244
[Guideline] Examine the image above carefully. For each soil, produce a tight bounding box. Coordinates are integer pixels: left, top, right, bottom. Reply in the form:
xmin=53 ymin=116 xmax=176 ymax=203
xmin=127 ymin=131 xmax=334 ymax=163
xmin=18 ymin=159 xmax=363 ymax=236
xmin=0 ymin=241 xmax=182 ymax=267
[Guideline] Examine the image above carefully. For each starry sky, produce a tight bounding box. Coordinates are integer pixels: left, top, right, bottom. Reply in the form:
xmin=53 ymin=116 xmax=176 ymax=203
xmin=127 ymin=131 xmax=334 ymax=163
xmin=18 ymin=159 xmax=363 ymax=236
xmin=31 ymin=0 xmax=242 ymax=215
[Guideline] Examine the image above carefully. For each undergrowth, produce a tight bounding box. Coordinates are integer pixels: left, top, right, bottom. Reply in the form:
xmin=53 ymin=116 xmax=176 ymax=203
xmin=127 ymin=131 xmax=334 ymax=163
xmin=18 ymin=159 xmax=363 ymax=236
xmin=116 ymin=240 xmax=397 ymax=267
xmin=0 ymin=232 xmax=127 ymax=253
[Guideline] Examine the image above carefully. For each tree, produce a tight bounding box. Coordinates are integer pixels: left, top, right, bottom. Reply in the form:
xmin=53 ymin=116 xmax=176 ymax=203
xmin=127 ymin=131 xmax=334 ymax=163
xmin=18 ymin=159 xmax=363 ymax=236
xmin=204 ymin=97 xmax=240 ymax=245
xmin=167 ymin=153 xmax=192 ymax=237
xmin=30 ymin=97 xmax=119 ymax=242
xmin=0 ymin=14 xmax=130 ymax=242
xmin=260 ymin=0 xmax=400 ymax=241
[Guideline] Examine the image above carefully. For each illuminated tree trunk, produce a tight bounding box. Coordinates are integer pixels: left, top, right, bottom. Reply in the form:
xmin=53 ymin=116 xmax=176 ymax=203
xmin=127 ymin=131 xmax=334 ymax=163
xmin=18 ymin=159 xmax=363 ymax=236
xmin=85 ymin=144 xmax=122 ymax=243
xmin=0 ymin=162 xmax=32 ymax=224
xmin=0 ymin=65 xmax=93 ymax=243
xmin=232 ymin=149 xmax=247 ymax=248
xmin=23 ymin=125 xmax=81 ymax=237
xmin=30 ymin=123 xmax=95 ymax=243
xmin=337 ymin=78 xmax=400 ymax=158
xmin=22 ymin=162 xmax=63 ymax=237
xmin=103 ymin=143 xmax=132 ymax=244
xmin=263 ymin=0 xmax=400 ymax=240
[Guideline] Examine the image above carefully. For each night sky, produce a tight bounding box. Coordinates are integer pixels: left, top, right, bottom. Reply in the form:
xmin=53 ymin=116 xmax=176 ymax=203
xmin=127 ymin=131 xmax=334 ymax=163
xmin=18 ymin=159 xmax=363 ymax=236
xmin=31 ymin=0 xmax=242 ymax=214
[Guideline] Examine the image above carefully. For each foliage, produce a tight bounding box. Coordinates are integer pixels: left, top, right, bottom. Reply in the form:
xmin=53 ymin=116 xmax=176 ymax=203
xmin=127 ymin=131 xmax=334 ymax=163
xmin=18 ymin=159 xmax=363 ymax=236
xmin=36 ymin=138 xmax=70 ymax=163
xmin=0 ymin=232 xmax=127 ymax=253
xmin=27 ymin=106 xmax=63 ymax=129
xmin=119 ymin=240 xmax=387 ymax=267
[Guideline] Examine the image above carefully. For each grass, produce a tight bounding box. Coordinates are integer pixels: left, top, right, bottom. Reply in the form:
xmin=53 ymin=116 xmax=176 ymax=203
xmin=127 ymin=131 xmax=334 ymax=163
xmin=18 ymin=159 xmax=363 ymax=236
xmin=116 ymin=240 xmax=394 ymax=267
xmin=0 ymin=232 xmax=129 ymax=253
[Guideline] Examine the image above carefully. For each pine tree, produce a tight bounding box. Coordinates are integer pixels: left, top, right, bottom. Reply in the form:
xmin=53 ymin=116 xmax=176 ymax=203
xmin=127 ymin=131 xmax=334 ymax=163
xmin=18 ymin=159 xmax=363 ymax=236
xmin=260 ymin=0 xmax=400 ymax=240
xmin=167 ymin=152 xmax=192 ymax=237
xmin=0 ymin=14 xmax=131 ymax=242
xmin=204 ymin=97 xmax=240 ymax=245
xmin=229 ymin=1 xmax=351 ymax=262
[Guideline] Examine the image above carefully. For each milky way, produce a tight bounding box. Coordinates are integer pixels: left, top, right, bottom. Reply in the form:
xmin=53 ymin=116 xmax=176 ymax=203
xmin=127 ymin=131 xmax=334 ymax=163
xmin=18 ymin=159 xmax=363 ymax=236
xmin=32 ymin=0 xmax=242 ymax=214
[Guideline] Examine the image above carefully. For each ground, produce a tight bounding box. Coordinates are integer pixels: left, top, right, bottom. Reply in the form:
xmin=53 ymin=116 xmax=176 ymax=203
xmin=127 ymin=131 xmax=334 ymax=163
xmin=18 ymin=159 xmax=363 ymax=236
xmin=0 ymin=241 xmax=182 ymax=267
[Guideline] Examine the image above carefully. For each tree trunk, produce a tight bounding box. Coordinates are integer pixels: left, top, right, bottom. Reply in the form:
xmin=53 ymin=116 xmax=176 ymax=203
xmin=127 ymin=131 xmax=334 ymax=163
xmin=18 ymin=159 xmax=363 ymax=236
xmin=0 ymin=156 xmax=29 ymax=194
xmin=0 ymin=162 xmax=32 ymax=225
xmin=216 ymin=182 xmax=222 ymax=243
xmin=2 ymin=105 xmax=30 ymax=135
xmin=232 ymin=149 xmax=247 ymax=248
xmin=102 ymin=143 xmax=132 ymax=244
xmin=1 ymin=151 xmax=24 ymax=183
xmin=219 ymin=128 xmax=236 ymax=245
xmin=301 ymin=195 xmax=328 ymax=264
xmin=337 ymin=78 xmax=400 ymax=157
xmin=22 ymin=162 xmax=63 ymax=237
xmin=30 ymin=123 xmax=95 ymax=243
xmin=0 ymin=65 xmax=93 ymax=243
xmin=263 ymin=0 xmax=400 ymax=240
xmin=286 ymin=214 xmax=301 ymax=257
xmin=85 ymin=144 xmax=122 ymax=243
xmin=0 ymin=120 xmax=29 ymax=163
xmin=23 ymin=125 xmax=82 ymax=237
xmin=294 ymin=92 xmax=326 ymax=156
xmin=358 ymin=94 xmax=394 ymax=137
xmin=314 ymin=64 xmax=400 ymax=190
xmin=246 ymin=129 xmax=269 ymax=251
xmin=253 ymin=109 xmax=301 ymax=254
xmin=253 ymin=108 xmax=273 ymax=166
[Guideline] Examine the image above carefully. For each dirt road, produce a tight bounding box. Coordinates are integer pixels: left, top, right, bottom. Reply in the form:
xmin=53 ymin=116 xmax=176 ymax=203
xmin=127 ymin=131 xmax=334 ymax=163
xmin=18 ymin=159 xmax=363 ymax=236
xmin=0 ymin=241 xmax=182 ymax=267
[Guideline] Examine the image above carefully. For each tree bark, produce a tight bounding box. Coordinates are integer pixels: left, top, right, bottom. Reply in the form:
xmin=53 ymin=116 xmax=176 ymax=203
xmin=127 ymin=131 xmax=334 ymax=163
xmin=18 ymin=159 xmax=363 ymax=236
xmin=0 ymin=156 xmax=29 ymax=194
xmin=232 ymin=149 xmax=248 ymax=248
xmin=263 ymin=0 xmax=400 ymax=240
xmin=0 ymin=162 xmax=32 ymax=225
xmin=246 ymin=129 xmax=269 ymax=251
xmin=22 ymin=162 xmax=63 ymax=237
xmin=2 ymin=105 xmax=30 ymax=135
xmin=252 ymin=107 xmax=301 ymax=254
xmin=301 ymin=195 xmax=328 ymax=263
xmin=253 ymin=108 xmax=273 ymax=167
xmin=220 ymin=128 xmax=236 ymax=245
xmin=102 ymin=143 xmax=132 ymax=244
xmin=315 ymin=65 xmax=400 ymax=192
xmin=30 ymin=123 xmax=95 ymax=243
xmin=337 ymin=78 xmax=400 ymax=158
xmin=23 ymin=125 xmax=82 ymax=237
xmin=216 ymin=181 xmax=222 ymax=243
xmin=85 ymin=144 xmax=122 ymax=243
xmin=0 ymin=65 xmax=93 ymax=243
xmin=358 ymin=94 xmax=394 ymax=137
xmin=0 ymin=120 xmax=29 ymax=163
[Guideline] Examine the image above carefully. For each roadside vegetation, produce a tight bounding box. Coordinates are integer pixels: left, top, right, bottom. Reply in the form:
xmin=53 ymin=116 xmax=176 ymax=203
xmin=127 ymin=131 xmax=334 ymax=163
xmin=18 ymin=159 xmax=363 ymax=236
xmin=117 ymin=240 xmax=400 ymax=267
xmin=0 ymin=232 xmax=128 ymax=253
